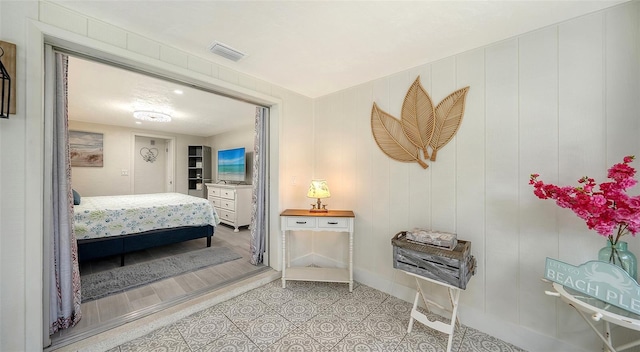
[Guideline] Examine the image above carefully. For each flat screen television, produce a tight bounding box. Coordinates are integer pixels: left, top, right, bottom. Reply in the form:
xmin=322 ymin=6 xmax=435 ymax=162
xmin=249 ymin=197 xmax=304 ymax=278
xmin=217 ymin=147 xmax=246 ymax=183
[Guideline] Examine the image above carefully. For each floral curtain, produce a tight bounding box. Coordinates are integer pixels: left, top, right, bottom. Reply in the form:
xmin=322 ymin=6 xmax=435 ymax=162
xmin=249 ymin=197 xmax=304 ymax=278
xmin=48 ymin=48 xmax=82 ymax=334
xmin=250 ymin=107 xmax=268 ymax=265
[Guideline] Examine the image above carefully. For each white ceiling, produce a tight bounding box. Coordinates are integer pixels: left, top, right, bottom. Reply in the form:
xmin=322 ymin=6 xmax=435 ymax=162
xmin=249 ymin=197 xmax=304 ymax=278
xmin=67 ymin=56 xmax=258 ymax=137
xmin=56 ymin=0 xmax=626 ymax=98
xmin=61 ymin=1 xmax=627 ymax=136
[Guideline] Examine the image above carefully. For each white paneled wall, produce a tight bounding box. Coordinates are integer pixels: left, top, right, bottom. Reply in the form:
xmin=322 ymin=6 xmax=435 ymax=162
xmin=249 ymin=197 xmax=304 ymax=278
xmin=313 ymin=3 xmax=639 ymax=351
xmin=605 ymin=7 xmax=640 ymax=169
xmin=455 ymin=47 xmax=486 ymax=313
xmin=485 ymin=39 xmax=520 ymax=324
xmin=518 ymin=27 xmax=560 ymax=337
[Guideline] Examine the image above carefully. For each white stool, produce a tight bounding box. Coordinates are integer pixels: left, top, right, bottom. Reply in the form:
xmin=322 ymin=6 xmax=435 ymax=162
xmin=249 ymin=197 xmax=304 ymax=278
xmin=403 ymin=270 xmax=462 ymax=352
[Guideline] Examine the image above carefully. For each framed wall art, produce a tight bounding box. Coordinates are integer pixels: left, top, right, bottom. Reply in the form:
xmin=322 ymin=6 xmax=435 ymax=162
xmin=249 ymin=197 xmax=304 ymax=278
xmin=69 ymin=130 xmax=103 ymax=167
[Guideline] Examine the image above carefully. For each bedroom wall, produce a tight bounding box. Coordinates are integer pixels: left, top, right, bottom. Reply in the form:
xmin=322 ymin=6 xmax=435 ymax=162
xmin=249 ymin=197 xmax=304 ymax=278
xmin=69 ymin=120 xmax=208 ymax=196
xmin=207 ymin=127 xmax=255 ymax=184
xmin=310 ymin=2 xmax=639 ymax=351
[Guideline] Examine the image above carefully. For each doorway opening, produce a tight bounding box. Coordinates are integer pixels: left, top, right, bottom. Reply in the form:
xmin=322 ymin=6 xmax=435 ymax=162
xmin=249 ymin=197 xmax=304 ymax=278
xmin=132 ymin=133 xmax=175 ymax=194
xmin=45 ymin=50 xmax=272 ymax=349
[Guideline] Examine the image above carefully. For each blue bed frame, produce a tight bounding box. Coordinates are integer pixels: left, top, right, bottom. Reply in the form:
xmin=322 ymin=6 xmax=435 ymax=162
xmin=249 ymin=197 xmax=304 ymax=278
xmin=77 ymin=225 xmax=214 ymax=266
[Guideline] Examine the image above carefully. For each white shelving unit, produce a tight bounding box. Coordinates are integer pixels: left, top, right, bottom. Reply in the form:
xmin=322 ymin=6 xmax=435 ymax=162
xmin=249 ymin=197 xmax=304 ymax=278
xmin=188 ymin=145 xmax=211 ymax=198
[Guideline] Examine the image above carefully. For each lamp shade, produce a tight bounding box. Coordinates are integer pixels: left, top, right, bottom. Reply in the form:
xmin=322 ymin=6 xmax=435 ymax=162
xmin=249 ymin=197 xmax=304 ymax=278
xmin=307 ymin=179 xmax=330 ymax=199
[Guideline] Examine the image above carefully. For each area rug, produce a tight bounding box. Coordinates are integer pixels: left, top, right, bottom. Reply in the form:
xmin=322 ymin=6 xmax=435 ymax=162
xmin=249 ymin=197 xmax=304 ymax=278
xmin=81 ymin=247 xmax=242 ymax=302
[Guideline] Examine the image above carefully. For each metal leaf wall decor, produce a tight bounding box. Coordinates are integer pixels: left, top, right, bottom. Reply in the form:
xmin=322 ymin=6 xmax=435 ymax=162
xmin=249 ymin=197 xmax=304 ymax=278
xmin=371 ymin=76 xmax=469 ymax=169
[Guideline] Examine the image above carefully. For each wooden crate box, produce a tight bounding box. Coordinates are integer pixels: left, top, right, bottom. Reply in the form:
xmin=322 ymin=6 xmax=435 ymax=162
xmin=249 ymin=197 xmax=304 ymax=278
xmin=392 ymin=231 xmax=476 ymax=289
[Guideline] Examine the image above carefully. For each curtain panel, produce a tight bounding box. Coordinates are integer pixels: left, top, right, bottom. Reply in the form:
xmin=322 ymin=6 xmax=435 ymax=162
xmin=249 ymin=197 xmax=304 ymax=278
xmin=250 ymin=107 xmax=268 ymax=265
xmin=47 ymin=48 xmax=82 ymax=334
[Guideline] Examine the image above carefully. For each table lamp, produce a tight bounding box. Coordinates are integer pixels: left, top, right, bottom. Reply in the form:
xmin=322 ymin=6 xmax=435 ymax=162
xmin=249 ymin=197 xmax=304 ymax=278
xmin=307 ymin=179 xmax=330 ymax=212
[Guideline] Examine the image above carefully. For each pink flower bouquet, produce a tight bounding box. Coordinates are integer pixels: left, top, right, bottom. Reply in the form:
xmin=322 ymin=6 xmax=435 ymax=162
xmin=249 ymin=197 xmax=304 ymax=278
xmin=529 ymin=156 xmax=640 ymax=246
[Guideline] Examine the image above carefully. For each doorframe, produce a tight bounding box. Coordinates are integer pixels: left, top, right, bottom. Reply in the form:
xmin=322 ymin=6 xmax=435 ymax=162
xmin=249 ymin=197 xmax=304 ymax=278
xmin=131 ymin=132 xmax=176 ymax=194
xmin=28 ymin=19 xmax=282 ymax=350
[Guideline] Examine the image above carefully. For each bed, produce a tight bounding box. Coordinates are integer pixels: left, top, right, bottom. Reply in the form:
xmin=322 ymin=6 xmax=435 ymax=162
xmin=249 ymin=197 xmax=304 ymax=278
xmin=74 ymin=192 xmax=220 ymax=265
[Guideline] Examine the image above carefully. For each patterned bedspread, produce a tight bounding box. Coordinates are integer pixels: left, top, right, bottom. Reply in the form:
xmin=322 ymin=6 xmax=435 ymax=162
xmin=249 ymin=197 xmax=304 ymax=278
xmin=74 ymin=193 xmax=220 ymax=240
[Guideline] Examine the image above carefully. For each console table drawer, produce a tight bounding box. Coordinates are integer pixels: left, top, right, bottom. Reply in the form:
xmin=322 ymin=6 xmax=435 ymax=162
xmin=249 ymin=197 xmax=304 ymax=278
xmin=318 ymin=218 xmax=349 ymax=230
xmin=286 ymin=217 xmax=317 ymax=228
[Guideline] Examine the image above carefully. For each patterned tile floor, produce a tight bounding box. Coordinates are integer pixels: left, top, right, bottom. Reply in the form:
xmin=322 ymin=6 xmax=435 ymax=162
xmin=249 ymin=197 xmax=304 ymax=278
xmin=110 ymin=279 xmax=527 ymax=352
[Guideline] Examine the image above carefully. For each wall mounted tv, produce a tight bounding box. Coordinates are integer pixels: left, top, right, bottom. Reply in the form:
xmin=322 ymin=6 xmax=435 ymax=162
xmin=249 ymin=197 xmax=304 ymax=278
xmin=217 ymin=147 xmax=246 ymax=183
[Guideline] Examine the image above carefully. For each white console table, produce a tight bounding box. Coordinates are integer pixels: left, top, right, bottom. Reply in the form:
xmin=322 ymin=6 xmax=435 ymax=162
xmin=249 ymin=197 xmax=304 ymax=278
xmin=280 ymin=209 xmax=355 ymax=292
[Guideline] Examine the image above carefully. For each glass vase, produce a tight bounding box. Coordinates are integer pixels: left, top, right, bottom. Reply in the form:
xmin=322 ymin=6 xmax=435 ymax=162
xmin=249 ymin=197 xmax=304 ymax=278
xmin=598 ymin=241 xmax=637 ymax=281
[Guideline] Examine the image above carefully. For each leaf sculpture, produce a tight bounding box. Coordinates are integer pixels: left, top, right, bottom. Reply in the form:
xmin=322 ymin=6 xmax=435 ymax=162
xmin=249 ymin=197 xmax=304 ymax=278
xmin=400 ymin=77 xmax=435 ymax=160
xmin=371 ymin=103 xmax=428 ymax=169
xmin=429 ymin=87 xmax=470 ymax=161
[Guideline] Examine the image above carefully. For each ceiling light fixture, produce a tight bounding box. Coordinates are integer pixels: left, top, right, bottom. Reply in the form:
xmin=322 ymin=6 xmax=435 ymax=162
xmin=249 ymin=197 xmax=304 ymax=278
xmin=208 ymin=41 xmax=246 ymax=62
xmin=173 ymin=89 xmax=183 ymax=95
xmin=133 ymin=110 xmax=172 ymax=122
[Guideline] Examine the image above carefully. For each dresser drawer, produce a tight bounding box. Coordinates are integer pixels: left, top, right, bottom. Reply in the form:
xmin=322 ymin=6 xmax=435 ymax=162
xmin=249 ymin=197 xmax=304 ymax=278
xmin=220 ymin=189 xmax=235 ymax=200
xmin=318 ymin=217 xmax=349 ymax=230
xmin=219 ymin=199 xmax=235 ymax=211
xmin=286 ymin=217 xmax=316 ymax=229
xmin=208 ymin=187 xmax=221 ymax=197
xmin=217 ymin=208 xmax=236 ymax=222
xmin=210 ymin=198 xmax=222 ymax=208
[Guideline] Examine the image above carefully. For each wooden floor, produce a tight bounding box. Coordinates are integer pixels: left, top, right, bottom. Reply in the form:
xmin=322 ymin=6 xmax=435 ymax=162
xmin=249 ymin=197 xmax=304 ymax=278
xmin=50 ymin=224 xmax=266 ymax=343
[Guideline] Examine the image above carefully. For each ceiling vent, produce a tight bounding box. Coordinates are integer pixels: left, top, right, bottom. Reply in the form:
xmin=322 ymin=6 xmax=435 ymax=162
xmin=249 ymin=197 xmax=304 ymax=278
xmin=208 ymin=41 xmax=246 ymax=62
